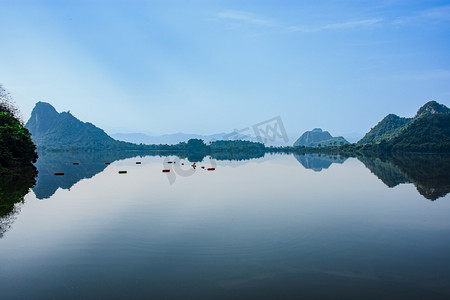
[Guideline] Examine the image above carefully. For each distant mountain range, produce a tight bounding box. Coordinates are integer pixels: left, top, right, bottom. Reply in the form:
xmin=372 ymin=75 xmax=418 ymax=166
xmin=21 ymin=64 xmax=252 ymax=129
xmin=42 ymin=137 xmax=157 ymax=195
xmin=24 ymin=100 xmax=450 ymax=153
xmin=24 ymin=102 xmax=287 ymax=150
xmin=293 ymin=128 xmax=349 ymax=147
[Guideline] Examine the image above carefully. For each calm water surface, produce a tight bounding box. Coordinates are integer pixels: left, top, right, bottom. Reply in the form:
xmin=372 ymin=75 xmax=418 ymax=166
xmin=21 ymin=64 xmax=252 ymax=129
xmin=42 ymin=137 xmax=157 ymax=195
xmin=1 ymin=152 xmax=450 ymax=299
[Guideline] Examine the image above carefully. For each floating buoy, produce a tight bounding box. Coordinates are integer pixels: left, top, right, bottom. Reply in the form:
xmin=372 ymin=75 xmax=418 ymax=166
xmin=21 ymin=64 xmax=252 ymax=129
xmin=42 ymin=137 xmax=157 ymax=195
xmin=168 ymin=161 xmax=173 ymax=164
xmin=118 ymin=171 xmax=127 ymax=174
xmin=201 ymin=166 xmax=205 ymax=169
xmin=105 ymin=162 xmax=111 ymax=165
xmin=136 ymin=162 xmax=141 ymax=164
xmin=162 ymin=169 xmax=170 ymax=173
xmin=54 ymin=172 xmax=64 ymax=176
xmin=207 ymin=168 xmax=215 ymax=171
xmin=73 ymin=163 xmax=79 ymax=165
xmin=181 ymin=163 xmax=184 ymax=165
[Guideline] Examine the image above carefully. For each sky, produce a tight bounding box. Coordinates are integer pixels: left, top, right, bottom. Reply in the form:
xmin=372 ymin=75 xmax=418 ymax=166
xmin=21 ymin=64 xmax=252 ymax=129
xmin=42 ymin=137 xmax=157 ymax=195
xmin=1 ymin=0 xmax=450 ymax=141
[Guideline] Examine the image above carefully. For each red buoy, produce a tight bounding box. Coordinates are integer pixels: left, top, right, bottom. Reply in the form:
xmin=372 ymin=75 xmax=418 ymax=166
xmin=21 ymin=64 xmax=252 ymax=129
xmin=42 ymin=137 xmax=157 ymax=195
xmin=54 ymin=172 xmax=64 ymax=176
xmin=118 ymin=171 xmax=127 ymax=174
xmin=105 ymin=162 xmax=111 ymax=165
xmin=201 ymin=166 xmax=205 ymax=169
xmin=162 ymin=169 xmax=170 ymax=173
xmin=181 ymin=163 xmax=184 ymax=165
xmin=73 ymin=163 xmax=79 ymax=165
xmin=207 ymin=168 xmax=215 ymax=171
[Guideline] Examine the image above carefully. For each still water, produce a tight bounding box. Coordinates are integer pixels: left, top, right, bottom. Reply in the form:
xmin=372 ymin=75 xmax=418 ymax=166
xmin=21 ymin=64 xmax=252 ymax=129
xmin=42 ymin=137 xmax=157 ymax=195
xmin=1 ymin=152 xmax=450 ymax=299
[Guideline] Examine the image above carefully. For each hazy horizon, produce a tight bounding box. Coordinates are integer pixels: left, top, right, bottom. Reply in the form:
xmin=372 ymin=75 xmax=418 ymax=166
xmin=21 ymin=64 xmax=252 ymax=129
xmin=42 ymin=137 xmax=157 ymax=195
xmin=1 ymin=0 xmax=449 ymax=138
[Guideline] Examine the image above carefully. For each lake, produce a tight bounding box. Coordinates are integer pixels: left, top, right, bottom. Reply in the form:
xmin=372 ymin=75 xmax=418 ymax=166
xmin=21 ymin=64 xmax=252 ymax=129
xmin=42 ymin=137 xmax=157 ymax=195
xmin=1 ymin=152 xmax=450 ymax=299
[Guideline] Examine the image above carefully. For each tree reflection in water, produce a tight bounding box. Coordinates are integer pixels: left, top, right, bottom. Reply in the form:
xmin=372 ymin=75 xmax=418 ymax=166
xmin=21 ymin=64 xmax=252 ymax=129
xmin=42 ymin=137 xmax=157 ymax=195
xmin=0 ymin=166 xmax=37 ymax=238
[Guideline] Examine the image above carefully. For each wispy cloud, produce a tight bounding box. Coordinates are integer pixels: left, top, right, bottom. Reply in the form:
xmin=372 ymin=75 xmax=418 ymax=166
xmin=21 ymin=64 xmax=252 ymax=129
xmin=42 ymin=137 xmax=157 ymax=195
xmin=287 ymin=18 xmax=382 ymax=33
xmin=217 ymin=11 xmax=275 ymax=27
xmin=420 ymin=5 xmax=450 ymax=20
xmin=393 ymin=5 xmax=450 ymax=24
xmin=323 ymin=18 xmax=383 ymax=29
xmin=217 ymin=10 xmax=382 ymax=33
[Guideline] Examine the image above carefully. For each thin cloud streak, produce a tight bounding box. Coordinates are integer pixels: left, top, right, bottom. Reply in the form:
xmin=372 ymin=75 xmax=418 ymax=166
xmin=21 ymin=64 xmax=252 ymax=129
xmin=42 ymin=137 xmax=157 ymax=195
xmin=217 ymin=10 xmax=382 ymax=33
xmin=217 ymin=11 xmax=275 ymax=26
xmin=393 ymin=5 xmax=450 ymax=24
xmin=288 ymin=18 xmax=382 ymax=32
xmin=420 ymin=5 xmax=450 ymax=20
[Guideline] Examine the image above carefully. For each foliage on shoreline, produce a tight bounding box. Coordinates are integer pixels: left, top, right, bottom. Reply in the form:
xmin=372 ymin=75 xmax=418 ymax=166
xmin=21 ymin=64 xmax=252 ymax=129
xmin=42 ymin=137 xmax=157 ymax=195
xmin=0 ymin=84 xmax=38 ymax=174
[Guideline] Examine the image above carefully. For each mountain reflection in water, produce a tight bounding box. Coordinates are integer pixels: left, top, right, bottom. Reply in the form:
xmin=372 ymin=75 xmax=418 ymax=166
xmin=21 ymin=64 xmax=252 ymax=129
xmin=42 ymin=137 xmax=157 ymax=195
xmin=357 ymin=154 xmax=450 ymax=201
xmin=31 ymin=151 xmax=450 ymax=202
xmin=32 ymin=150 xmax=265 ymax=200
xmin=294 ymin=153 xmax=347 ymax=172
xmin=32 ymin=151 xmax=152 ymax=200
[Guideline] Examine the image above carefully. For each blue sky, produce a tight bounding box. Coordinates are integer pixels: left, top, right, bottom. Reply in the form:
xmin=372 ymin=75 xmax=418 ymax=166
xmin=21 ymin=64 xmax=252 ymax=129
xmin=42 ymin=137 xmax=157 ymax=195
xmin=1 ymin=0 xmax=450 ymax=140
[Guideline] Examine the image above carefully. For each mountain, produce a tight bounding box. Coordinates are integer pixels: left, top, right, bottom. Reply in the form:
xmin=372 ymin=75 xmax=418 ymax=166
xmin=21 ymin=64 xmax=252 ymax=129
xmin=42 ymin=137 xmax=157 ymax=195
xmin=358 ymin=114 xmax=412 ymax=144
xmin=293 ymin=128 xmax=349 ymax=147
xmin=25 ymin=102 xmax=149 ymax=150
xmin=357 ymin=100 xmax=450 ymax=152
xmin=416 ymin=100 xmax=450 ymax=117
xmin=389 ymin=113 xmax=450 ymax=152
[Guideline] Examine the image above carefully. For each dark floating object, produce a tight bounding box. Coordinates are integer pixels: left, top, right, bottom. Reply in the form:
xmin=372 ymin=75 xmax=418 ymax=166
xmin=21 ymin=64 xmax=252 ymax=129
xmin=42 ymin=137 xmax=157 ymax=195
xmin=201 ymin=166 xmax=205 ymax=169
xmin=105 ymin=162 xmax=111 ymax=165
xmin=118 ymin=171 xmax=127 ymax=174
xmin=181 ymin=163 xmax=184 ymax=165
xmin=73 ymin=163 xmax=79 ymax=165
xmin=136 ymin=162 xmax=141 ymax=164
xmin=54 ymin=172 xmax=64 ymax=176
xmin=167 ymin=161 xmax=173 ymax=164
xmin=162 ymin=169 xmax=170 ymax=173
xmin=207 ymin=168 xmax=215 ymax=171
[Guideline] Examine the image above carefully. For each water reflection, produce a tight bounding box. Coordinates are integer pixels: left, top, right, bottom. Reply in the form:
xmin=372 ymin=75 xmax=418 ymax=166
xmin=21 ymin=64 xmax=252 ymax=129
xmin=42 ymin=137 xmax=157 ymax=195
xmin=32 ymin=151 xmax=450 ymax=201
xmin=2 ymin=151 xmax=450 ymax=298
xmin=33 ymin=151 xmax=152 ymax=199
xmin=33 ymin=149 xmax=266 ymax=200
xmin=0 ymin=166 xmax=37 ymax=238
xmin=294 ymin=153 xmax=347 ymax=171
xmin=357 ymin=154 xmax=450 ymax=200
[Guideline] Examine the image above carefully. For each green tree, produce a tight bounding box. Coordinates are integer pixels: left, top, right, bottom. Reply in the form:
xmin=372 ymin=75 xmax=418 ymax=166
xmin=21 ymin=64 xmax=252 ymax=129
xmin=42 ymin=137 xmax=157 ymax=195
xmin=0 ymin=84 xmax=38 ymax=173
